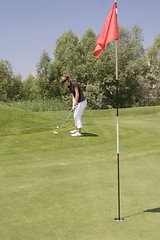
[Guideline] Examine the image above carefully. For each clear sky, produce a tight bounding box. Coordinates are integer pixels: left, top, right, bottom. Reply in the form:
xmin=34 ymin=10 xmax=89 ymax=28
xmin=0 ymin=0 xmax=160 ymax=79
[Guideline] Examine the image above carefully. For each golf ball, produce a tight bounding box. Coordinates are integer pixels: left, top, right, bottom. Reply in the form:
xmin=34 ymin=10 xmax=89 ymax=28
xmin=57 ymin=126 xmax=59 ymax=129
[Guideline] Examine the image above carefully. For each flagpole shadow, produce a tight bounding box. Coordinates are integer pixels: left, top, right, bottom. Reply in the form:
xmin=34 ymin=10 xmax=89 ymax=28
xmin=124 ymin=211 xmax=144 ymax=219
xmin=124 ymin=207 xmax=160 ymax=219
xmin=144 ymin=207 xmax=160 ymax=213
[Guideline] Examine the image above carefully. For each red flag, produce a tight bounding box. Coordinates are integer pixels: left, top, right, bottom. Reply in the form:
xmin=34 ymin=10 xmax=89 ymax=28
xmin=94 ymin=2 xmax=119 ymax=58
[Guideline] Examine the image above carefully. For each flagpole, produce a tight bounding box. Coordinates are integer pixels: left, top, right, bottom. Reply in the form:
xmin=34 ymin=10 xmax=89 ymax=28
xmin=114 ymin=40 xmax=124 ymax=221
xmin=93 ymin=0 xmax=123 ymax=221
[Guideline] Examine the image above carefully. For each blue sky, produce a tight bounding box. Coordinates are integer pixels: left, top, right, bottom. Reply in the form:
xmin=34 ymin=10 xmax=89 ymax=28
xmin=0 ymin=0 xmax=160 ymax=79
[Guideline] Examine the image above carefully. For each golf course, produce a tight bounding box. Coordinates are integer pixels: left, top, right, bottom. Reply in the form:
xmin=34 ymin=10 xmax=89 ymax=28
xmin=0 ymin=104 xmax=160 ymax=240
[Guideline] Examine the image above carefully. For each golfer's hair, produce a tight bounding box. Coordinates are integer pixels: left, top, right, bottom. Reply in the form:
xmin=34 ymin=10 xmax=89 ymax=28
xmin=63 ymin=75 xmax=70 ymax=81
xmin=60 ymin=75 xmax=70 ymax=84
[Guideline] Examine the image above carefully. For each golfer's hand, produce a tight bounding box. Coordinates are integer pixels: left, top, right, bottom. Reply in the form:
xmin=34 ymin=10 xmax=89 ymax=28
xmin=72 ymin=104 xmax=77 ymax=112
xmin=72 ymin=106 xmax=75 ymax=112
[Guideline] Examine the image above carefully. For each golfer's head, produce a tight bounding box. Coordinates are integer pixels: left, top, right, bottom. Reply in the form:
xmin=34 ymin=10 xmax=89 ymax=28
xmin=60 ymin=76 xmax=70 ymax=88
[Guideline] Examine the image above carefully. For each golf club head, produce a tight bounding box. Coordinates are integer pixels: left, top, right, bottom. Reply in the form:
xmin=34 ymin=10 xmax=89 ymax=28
xmin=53 ymin=130 xmax=58 ymax=135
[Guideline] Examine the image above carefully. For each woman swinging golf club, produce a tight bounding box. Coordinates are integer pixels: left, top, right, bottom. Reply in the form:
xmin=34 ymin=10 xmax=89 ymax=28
xmin=60 ymin=75 xmax=87 ymax=136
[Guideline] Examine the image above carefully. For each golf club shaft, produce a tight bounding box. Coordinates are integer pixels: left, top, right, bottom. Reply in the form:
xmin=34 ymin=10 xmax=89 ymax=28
xmin=59 ymin=110 xmax=72 ymax=129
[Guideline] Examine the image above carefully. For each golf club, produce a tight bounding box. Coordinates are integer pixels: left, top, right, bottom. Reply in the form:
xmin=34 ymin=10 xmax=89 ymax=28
xmin=53 ymin=109 xmax=72 ymax=135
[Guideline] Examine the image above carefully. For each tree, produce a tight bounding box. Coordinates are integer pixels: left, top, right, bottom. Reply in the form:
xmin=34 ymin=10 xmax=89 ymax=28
xmin=80 ymin=29 xmax=98 ymax=85
xmin=36 ymin=50 xmax=52 ymax=98
xmin=21 ymin=74 xmax=38 ymax=100
xmin=54 ymin=30 xmax=82 ymax=78
xmin=107 ymin=26 xmax=147 ymax=107
xmin=79 ymin=29 xmax=105 ymax=108
xmin=10 ymin=75 xmax=23 ymax=100
xmin=118 ymin=57 xmax=150 ymax=107
xmin=147 ymin=34 xmax=160 ymax=103
xmin=52 ymin=30 xmax=83 ymax=101
xmin=0 ymin=59 xmax=14 ymax=101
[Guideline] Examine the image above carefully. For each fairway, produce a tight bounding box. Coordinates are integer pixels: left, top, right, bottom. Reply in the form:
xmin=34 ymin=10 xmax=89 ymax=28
xmin=0 ymin=105 xmax=160 ymax=240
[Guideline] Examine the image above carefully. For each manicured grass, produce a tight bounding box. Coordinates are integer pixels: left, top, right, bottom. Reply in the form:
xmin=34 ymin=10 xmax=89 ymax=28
xmin=0 ymin=105 xmax=160 ymax=240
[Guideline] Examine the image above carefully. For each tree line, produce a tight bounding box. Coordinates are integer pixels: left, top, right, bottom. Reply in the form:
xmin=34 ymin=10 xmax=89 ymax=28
xmin=0 ymin=26 xmax=160 ymax=109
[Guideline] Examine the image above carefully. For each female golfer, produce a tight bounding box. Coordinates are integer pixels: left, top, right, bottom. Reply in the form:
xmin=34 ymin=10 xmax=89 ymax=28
xmin=60 ymin=75 xmax=87 ymax=136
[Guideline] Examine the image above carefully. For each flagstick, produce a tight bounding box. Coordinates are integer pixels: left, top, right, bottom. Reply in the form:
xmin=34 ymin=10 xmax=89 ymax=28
xmin=114 ymin=40 xmax=124 ymax=221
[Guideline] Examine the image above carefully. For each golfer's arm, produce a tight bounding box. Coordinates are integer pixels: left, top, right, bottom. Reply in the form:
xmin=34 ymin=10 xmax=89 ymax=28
xmin=74 ymin=87 xmax=79 ymax=105
xmin=72 ymin=87 xmax=79 ymax=107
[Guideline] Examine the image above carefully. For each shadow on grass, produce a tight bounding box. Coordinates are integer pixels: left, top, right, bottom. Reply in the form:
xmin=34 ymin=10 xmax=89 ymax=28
xmin=124 ymin=207 xmax=160 ymax=219
xmin=81 ymin=132 xmax=98 ymax=137
xmin=124 ymin=211 xmax=144 ymax=219
xmin=144 ymin=207 xmax=160 ymax=213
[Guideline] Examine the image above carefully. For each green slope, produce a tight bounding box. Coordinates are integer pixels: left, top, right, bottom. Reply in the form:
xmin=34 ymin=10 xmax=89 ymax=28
xmin=0 ymin=104 xmax=66 ymax=136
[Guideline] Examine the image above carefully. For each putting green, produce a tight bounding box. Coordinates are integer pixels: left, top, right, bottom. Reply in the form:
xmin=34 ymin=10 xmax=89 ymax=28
xmin=0 ymin=105 xmax=160 ymax=240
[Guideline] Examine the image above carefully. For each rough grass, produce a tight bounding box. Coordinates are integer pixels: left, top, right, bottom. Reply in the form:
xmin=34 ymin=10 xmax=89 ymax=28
xmin=0 ymin=99 xmax=70 ymax=112
xmin=0 ymin=104 xmax=160 ymax=240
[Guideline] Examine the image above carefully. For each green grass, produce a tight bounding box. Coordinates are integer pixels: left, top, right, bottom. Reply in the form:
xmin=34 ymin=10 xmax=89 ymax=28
xmin=0 ymin=104 xmax=160 ymax=240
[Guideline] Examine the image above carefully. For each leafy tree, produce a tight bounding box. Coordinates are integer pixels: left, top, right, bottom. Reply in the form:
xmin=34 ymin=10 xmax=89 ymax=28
xmin=36 ymin=50 xmax=52 ymax=98
xmin=147 ymin=34 xmax=160 ymax=102
xmin=0 ymin=59 xmax=14 ymax=101
xmin=52 ymin=30 xmax=83 ymax=102
xmin=80 ymin=28 xmax=97 ymax=84
xmin=84 ymin=26 xmax=147 ymax=108
xmin=21 ymin=74 xmax=38 ymax=100
xmin=105 ymin=26 xmax=147 ymax=108
xmin=118 ymin=57 xmax=150 ymax=107
xmin=48 ymin=63 xmax=63 ymax=99
xmin=10 ymin=75 xmax=23 ymax=100
xmin=54 ymin=30 xmax=82 ymax=78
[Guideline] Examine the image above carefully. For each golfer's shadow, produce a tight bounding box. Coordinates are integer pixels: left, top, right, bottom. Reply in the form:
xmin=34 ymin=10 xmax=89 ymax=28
xmin=81 ymin=132 xmax=98 ymax=137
